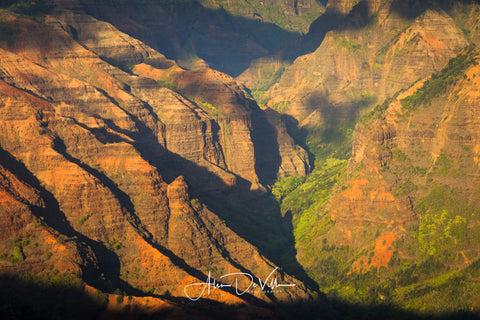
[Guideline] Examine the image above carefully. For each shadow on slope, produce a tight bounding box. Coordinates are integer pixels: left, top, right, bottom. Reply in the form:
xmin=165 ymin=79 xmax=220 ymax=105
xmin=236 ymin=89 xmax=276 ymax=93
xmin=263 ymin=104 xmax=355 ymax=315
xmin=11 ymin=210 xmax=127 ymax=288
xmin=0 ymin=147 xmax=145 ymax=296
xmin=0 ymin=275 xmax=238 ymax=320
xmin=1 ymin=275 xmax=479 ymax=319
xmin=390 ymin=0 xmax=480 ymax=19
xmin=0 ymin=141 xmax=270 ymax=306
xmin=112 ymin=98 xmax=319 ymax=292
xmin=72 ymin=0 xmax=301 ymax=76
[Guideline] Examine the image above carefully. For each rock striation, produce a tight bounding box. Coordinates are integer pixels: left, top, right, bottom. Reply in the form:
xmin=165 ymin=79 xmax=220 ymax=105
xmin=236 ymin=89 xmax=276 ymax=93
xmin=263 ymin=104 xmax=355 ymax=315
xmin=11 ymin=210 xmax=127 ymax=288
xmin=264 ymin=0 xmax=470 ymax=127
xmin=0 ymin=4 xmax=311 ymax=311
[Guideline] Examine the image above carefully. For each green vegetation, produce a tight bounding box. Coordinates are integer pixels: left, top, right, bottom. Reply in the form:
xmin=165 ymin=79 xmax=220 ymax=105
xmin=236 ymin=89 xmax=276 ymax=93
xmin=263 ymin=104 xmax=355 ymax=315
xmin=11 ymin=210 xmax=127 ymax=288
xmin=373 ymin=27 xmax=405 ymax=68
xmin=0 ymin=0 xmax=18 ymax=8
xmin=156 ymin=78 xmax=178 ymax=92
xmin=434 ymin=152 xmax=452 ymax=175
xmin=272 ymin=175 xmax=306 ymax=202
xmin=14 ymin=270 xmax=83 ymax=289
xmin=360 ymin=91 xmax=403 ymax=124
xmin=196 ymin=100 xmax=216 ymax=111
xmin=145 ymin=287 xmax=155 ymax=295
xmin=93 ymin=288 xmax=109 ymax=308
xmin=359 ymin=91 xmax=378 ymax=107
xmin=394 ymin=179 xmax=418 ymax=196
xmin=392 ymin=148 xmax=409 ymax=162
xmin=364 ymin=46 xmax=479 ymax=125
xmin=2 ymin=0 xmax=54 ymax=22
xmin=272 ymin=114 xmax=355 ymax=272
xmin=401 ymin=45 xmax=479 ymax=111
xmin=31 ymin=218 xmax=41 ymax=228
xmin=199 ymin=0 xmax=325 ymax=34
xmin=105 ymin=238 xmax=124 ymax=251
xmin=12 ymin=245 xmax=25 ymax=262
xmin=118 ymin=64 xmax=135 ymax=74
xmin=269 ymin=40 xmax=480 ymax=312
xmin=384 ymin=186 xmax=480 ymax=308
xmin=195 ymin=100 xmax=227 ymax=118
xmin=376 ymin=43 xmax=390 ymax=60
xmin=415 ymin=186 xmax=479 ymax=228
xmin=272 ymin=115 xmax=354 ymax=290
xmin=0 ymin=17 xmax=15 ymax=47
xmin=334 ymin=34 xmax=362 ymax=52
xmin=417 ymin=209 xmax=467 ymax=258
xmin=113 ymin=288 xmax=124 ymax=303
xmin=271 ymin=100 xmax=290 ymax=113
xmin=297 ymin=128 xmax=480 ymax=305
xmin=247 ymin=63 xmax=286 ymax=102
xmin=77 ymin=213 xmax=92 ymax=225
xmin=151 ymin=0 xmax=307 ymax=74
xmin=451 ymin=2 xmax=480 ymax=45
xmin=285 ymin=160 xmax=345 ymax=270
xmin=190 ymin=199 xmax=200 ymax=207
xmin=0 ymin=242 xmax=26 ymax=263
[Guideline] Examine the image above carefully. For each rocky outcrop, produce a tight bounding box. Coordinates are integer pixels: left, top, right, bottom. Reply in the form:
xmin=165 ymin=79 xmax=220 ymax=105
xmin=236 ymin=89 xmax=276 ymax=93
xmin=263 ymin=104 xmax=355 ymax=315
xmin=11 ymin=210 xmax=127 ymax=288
xmin=132 ymin=61 xmax=310 ymax=189
xmin=43 ymin=0 xmax=320 ymax=75
xmin=325 ymin=0 xmax=359 ymax=16
xmin=0 ymin=7 xmax=311 ymax=307
xmin=262 ymin=108 xmax=310 ymax=178
xmin=0 ymin=145 xmax=91 ymax=280
xmin=264 ymin=0 xmax=470 ymax=126
xmin=326 ymin=46 xmax=480 ymax=266
xmin=199 ymin=0 xmax=325 ymax=33
xmin=50 ymin=11 xmax=175 ymax=69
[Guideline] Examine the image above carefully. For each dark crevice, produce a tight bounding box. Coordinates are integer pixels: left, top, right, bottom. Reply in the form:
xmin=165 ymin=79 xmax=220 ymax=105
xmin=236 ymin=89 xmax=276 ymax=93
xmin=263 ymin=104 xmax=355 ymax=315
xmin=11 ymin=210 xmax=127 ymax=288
xmin=0 ymin=146 xmax=142 ymax=296
xmin=74 ymin=0 xmax=303 ymax=76
xmin=146 ymin=237 xmax=269 ymax=307
xmin=50 ymin=136 xmax=268 ymax=305
xmin=188 ymin=205 xmax=279 ymax=303
xmin=3 ymin=273 xmax=480 ymax=319
xmin=95 ymin=92 xmax=319 ymax=293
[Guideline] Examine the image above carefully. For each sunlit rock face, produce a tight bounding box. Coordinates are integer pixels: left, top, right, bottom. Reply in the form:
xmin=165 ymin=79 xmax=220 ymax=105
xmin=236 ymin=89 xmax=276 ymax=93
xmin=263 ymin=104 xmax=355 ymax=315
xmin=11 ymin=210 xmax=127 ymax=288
xmin=0 ymin=1 xmax=312 ymax=311
xmin=324 ymin=46 xmax=480 ymax=270
xmin=264 ymin=0 xmax=468 ymax=126
xmin=2 ymin=0 xmax=480 ymax=317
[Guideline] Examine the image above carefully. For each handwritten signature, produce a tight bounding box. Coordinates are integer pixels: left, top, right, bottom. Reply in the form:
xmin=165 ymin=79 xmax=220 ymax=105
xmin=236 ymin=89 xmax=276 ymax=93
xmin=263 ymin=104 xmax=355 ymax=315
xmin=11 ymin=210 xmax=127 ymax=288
xmin=184 ymin=267 xmax=296 ymax=301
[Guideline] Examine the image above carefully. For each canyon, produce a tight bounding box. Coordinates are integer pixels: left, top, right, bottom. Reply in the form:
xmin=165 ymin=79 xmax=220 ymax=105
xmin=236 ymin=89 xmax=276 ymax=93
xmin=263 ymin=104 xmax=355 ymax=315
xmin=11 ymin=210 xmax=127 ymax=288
xmin=1 ymin=0 xmax=480 ymax=318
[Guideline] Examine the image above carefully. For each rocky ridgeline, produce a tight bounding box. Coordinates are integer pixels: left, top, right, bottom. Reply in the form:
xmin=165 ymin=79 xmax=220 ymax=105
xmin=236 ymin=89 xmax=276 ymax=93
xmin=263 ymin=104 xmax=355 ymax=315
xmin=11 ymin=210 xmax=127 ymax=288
xmin=0 ymin=3 xmax=311 ymax=313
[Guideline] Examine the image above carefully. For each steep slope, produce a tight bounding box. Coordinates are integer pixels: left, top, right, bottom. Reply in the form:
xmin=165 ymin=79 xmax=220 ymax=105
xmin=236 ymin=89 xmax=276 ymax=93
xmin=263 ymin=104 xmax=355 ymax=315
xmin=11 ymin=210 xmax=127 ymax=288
xmin=0 ymin=148 xmax=89 ymax=280
xmin=47 ymin=8 xmax=310 ymax=189
xmin=236 ymin=0 xmax=352 ymax=104
xmin=263 ymin=0 xmax=480 ymax=312
xmin=41 ymin=0 xmax=319 ymax=76
xmin=264 ymin=0 xmax=469 ymax=128
xmin=0 ymin=147 xmax=215 ymax=319
xmin=0 ymin=6 xmax=311 ymax=312
xmin=295 ymin=45 xmax=480 ymax=310
xmin=198 ymin=0 xmax=325 ymax=34
xmin=3 ymin=0 xmax=480 ymax=317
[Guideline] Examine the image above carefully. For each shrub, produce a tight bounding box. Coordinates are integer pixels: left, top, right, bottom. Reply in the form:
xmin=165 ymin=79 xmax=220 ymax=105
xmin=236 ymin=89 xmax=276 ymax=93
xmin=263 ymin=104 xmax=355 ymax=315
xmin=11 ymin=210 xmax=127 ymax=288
xmin=401 ymin=45 xmax=478 ymax=111
xmin=334 ymin=34 xmax=362 ymax=52
xmin=394 ymin=179 xmax=418 ymax=196
xmin=417 ymin=209 xmax=468 ymax=258
xmin=157 ymin=78 xmax=178 ymax=92
xmin=12 ymin=245 xmax=25 ymax=262
xmin=77 ymin=213 xmax=92 ymax=225
xmin=392 ymin=148 xmax=408 ymax=162
xmin=272 ymin=175 xmax=306 ymax=202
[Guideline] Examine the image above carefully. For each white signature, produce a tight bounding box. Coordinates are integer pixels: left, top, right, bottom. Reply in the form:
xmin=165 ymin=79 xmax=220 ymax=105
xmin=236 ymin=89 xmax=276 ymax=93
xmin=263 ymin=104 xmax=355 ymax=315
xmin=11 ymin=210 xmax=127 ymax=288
xmin=184 ymin=267 xmax=296 ymax=301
